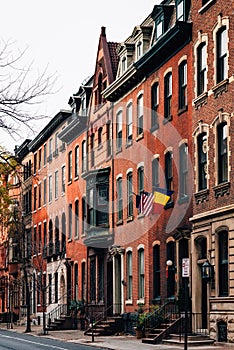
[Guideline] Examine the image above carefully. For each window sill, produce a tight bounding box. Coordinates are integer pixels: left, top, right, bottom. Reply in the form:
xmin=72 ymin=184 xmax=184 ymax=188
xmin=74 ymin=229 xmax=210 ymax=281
xmin=74 ymin=176 xmax=79 ymax=181
xmin=137 ymin=213 xmax=145 ymax=220
xmin=178 ymin=195 xmax=189 ymax=204
xmin=116 ymin=147 xmax=122 ymax=155
xmin=193 ymin=92 xmax=208 ymax=110
xmin=212 ymin=79 xmax=229 ymax=99
xmin=150 ymin=124 xmax=159 ymax=133
xmin=137 ymin=299 xmax=145 ymax=305
xmin=125 ymin=299 xmax=133 ymax=305
xmin=213 ymin=182 xmax=230 ymax=198
xmin=194 ymin=189 xmax=209 ymax=204
xmin=116 ymin=219 xmax=123 ymax=226
xmin=97 ymin=144 xmax=103 ymax=150
xmin=126 ymin=140 xmax=133 ymax=148
xmin=68 ymin=238 xmax=72 ymax=243
xmin=126 ymin=216 xmax=134 ymax=223
xmin=136 ymin=133 xmax=144 ymax=142
xmin=163 ymin=116 xmax=172 ymax=124
xmin=178 ymin=105 xmax=188 ymax=116
xmin=199 ymin=0 xmax=216 ymax=14
xmin=68 ymin=180 xmax=72 ymax=185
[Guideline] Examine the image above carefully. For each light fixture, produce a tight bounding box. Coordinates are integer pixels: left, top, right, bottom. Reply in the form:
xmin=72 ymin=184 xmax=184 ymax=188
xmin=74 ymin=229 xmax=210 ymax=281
xmin=201 ymin=260 xmax=214 ymax=282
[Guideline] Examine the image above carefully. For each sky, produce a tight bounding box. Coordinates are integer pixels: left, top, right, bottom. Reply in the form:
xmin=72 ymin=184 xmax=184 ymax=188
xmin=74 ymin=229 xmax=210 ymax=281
xmin=0 ymin=0 xmax=160 ymax=152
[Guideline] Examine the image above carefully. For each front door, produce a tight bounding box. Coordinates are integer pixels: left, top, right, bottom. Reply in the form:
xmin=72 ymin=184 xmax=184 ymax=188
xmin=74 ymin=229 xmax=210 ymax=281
xmin=114 ymin=255 xmax=121 ymax=315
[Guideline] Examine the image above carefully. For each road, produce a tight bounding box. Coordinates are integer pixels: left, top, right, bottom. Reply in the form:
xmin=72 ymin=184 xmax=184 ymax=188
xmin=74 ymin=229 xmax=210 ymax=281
xmin=0 ymin=329 xmax=102 ymax=350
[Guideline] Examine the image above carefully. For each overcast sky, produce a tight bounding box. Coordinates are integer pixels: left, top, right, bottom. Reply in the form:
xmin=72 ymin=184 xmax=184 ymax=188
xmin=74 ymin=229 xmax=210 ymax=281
xmin=0 ymin=0 xmax=160 ymax=152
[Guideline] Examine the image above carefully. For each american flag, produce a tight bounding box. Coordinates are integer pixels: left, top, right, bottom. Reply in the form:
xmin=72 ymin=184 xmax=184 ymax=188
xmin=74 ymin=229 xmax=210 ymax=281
xmin=139 ymin=191 xmax=154 ymax=216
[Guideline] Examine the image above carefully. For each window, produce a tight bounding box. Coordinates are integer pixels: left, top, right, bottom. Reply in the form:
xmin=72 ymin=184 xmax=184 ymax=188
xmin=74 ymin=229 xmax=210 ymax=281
xmin=98 ymin=256 xmax=104 ymax=302
xmin=34 ymin=186 xmax=37 ymax=211
xmin=138 ymin=166 xmax=144 ymax=194
xmin=176 ymin=0 xmax=184 ymax=21
xmin=218 ymin=231 xmax=228 ymax=296
xmin=137 ymin=94 xmax=143 ymax=135
xmin=55 ymin=170 xmax=58 ymax=199
xmin=136 ymin=41 xmax=143 ymax=59
xmin=33 ymin=153 xmax=37 ymax=174
xmin=48 ymin=274 xmax=52 ymax=304
xmin=106 ymin=123 xmax=111 ymax=157
xmin=121 ymin=56 xmax=127 ymax=73
xmin=156 ymin=15 xmax=163 ymax=40
xmin=61 ymin=166 xmax=65 ymax=193
xmin=81 ymin=262 xmax=86 ymax=301
xmin=49 ymin=175 xmax=52 ymax=202
xmin=217 ymin=122 xmax=228 ymax=183
xmin=165 ymin=152 xmax=173 ymax=193
xmin=153 ymin=244 xmax=160 ymax=299
xmin=152 ymin=158 xmax=159 ymax=191
xmin=75 ymin=200 xmax=79 ymax=238
xmin=197 ymin=43 xmax=206 ymax=95
xmin=167 ymin=241 xmax=175 ymax=298
xmin=43 ymin=143 xmax=47 ymax=166
xmin=33 ymin=226 xmax=37 ymax=254
xmin=43 ymin=222 xmax=47 ymax=251
xmin=179 ymin=143 xmax=188 ymax=199
xmin=126 ymin=103 xmax=133 ymax=143
xmin=98 ymin=127 xmax=102 ymax=146
xmin=197 ymin=133 xmax=207 ymax=190
xmin=54 ymin=272 xmax=58 ymax=303
xmin=86 ymin=170 xmax=109 ymax=228
xmin=75 ymin=146 xmax=79 ymax=178
xmin=74 ymin=264 xmax=78 ymax=301
xmin=90 ymin=134 xmax=95 ymax=167
xmin=178 ymin=61 xmax=187 ymax=110
xmin=38 ymin=149 xmax=42 ymax=170
xmin=138 ymin=248 xmax=144 ymax=299
xmin=68 ymin=151 xmax=72 ymax=182
xmin=90 ymin=257 xmax=96 ymax=302
xmin=82 ymin=140 xmax=86 ymax=173
xmin=68 ymin=204 xmax=72 ymax=240
xmin=38 ymin=183 xmax=42 ymax=208
xmin=55 ymin=132 xmax=59 ymax=155
xmin=82 ymin=198 xmax=87 ymax=233
xmin=151 ymin=83 xmax=159 ymax=129
xmin=127 ymin=251 xmax=133 ymax=300
xmin=116 ymin=110 xmax=122 ymax=151
xmin=164 ymin=72 xmax=172 ymax=120
xmin=49 ymin=138 xmax=53 ymax=160
xmin=127 ymin=172 xmax=133 ymax=217
xmin=117 ymin=177 xmax=123 ymax=222
xmin=216 ymin=27 xmax=227 ymax=84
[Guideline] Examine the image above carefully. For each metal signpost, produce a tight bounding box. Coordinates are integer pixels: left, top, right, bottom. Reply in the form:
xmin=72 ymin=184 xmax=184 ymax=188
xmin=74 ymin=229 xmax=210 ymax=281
xmin=182 ymin=258 xmax=190 ymax=350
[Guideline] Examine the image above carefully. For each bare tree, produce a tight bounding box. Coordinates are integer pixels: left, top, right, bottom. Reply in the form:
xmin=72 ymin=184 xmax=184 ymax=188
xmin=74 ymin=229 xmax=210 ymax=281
xmin=0 ymin=39 xmax=57 ymax=136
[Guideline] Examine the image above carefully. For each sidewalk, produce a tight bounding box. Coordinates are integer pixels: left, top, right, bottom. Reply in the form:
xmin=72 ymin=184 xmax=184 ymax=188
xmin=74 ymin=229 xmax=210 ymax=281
xmin=1 ymin=323 xmax=234 ymax=350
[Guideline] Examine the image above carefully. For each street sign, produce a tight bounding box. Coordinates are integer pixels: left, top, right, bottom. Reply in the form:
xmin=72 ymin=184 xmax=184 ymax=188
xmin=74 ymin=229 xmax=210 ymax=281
xmin=182 ymin=258 xmax=190 ymax=277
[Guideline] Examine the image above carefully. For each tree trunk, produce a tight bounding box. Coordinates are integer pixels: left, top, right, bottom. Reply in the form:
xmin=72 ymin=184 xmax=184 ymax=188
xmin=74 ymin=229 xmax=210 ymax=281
xmin=23 ymin=267 xmax=31 ymax=333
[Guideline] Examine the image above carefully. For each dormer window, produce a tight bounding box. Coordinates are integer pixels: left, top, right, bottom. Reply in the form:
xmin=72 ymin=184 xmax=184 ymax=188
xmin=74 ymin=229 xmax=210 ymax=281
xmin=176 ymin=0 xmax=184 ymax=21
xmin=136 ymin=41 xmax=143 ymax=59
xmin=156 ymin=16 xmax=163 ymax=40
xmin=121 ymin=56 xmax=127 ymax=74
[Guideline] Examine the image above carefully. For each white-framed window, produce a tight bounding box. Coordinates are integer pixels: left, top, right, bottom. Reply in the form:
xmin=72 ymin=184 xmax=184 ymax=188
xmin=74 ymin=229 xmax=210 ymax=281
xmin=55 ymin=170 xmax=59 ymax=199
xmin=126 ymin=103 xmax=133 ymax=143
xmin=116 ymin=110 xmax=122 ymax=151
xmin=137 ymin=94 xmax=143 ymax=135
xmin=48 ymin=175 xmax=52 ymax=202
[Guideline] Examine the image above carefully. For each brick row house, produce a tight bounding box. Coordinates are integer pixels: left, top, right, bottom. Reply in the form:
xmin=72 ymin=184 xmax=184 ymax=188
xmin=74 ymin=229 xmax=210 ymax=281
xmin=0 ymin=0 xmax=234 ymax=343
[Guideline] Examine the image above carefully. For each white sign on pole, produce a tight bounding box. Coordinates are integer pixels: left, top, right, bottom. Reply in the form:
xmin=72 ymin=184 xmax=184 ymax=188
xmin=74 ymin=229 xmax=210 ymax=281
xmin=182 ymin=258 xmax=190 ymax=277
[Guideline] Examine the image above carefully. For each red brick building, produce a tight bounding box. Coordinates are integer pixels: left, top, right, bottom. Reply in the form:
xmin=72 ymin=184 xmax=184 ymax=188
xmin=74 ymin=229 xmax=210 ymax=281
xmin=190 ymin=0 xmax=234 ymax=342
xmin=103 ymin=0 xmax=193 ymax=320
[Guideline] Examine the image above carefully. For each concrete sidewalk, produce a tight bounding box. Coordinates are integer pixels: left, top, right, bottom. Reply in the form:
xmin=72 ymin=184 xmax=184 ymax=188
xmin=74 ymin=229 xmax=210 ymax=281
xmin=1 ymin=323 xmax=234 ymax=350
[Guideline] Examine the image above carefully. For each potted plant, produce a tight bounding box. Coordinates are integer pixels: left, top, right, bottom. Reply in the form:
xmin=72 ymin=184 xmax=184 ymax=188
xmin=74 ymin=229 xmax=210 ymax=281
xmin=134 ymin=305 xmax=148 ymax=339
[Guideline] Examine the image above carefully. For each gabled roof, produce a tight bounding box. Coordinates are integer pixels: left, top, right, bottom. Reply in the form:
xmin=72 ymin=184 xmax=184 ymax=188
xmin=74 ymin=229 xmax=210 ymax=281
xmin=93 ymin=26 xmax=119 ymax=86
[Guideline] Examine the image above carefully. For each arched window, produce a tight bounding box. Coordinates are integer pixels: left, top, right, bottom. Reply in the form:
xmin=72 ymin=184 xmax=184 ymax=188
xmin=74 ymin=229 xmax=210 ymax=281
xmin=218 ymin=230 xmax=228 ymax=296
xmin=153 ymin=244 xmax=160 ymax=299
